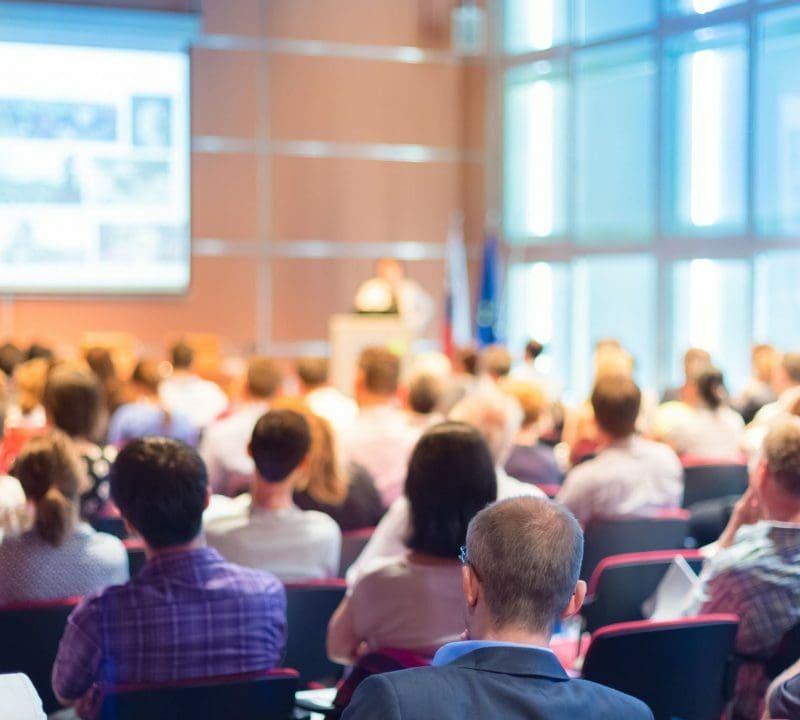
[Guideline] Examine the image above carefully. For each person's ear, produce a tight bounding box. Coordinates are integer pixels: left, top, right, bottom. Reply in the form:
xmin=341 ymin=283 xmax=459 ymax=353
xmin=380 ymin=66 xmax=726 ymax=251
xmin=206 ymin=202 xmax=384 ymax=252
xmin=462 ymin=564 xmax=480 ymax=608
xmin=561 ymin=580 xmax=587 ymax=620
xmin=752 ymin=460 xmax=768 ymax=494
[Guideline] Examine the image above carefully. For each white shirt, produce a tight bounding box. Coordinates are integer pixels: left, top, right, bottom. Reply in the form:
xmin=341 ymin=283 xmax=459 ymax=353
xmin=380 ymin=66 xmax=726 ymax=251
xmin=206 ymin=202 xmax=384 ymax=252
xmin=205 ymin=497 xmax=342 ymax=582
xmin=663 ymin=406 xmax=744 ymax=460
xmin=341 ymin=405 xmax=422 ymax=506
xmin=0 ymin=475 xmax=26 ymax=542
xmin=0 ymin=523 xmax=129 ymax=604
xmin=0 ymin=674 xmax=46 ymax=720
xmin=556 ymin=435 xmax=683 ymax=526
xmin=345 ymin=467 xmax=545 ymax=586
xmin=306 ymin=386 xmax=358 ymax=434
xmin=742 ymin=386 xmax=800 ymax=458
xmin=199 ymin=401 xmax=269 ymax=495
xmin=159 ymin=374 xmax=229 ymax=430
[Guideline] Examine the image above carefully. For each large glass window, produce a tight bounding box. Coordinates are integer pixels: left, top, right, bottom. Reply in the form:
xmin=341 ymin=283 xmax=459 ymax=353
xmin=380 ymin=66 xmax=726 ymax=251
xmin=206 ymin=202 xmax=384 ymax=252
xmin=754 ymin=251 xmax=800 ymax=349
xmin=576 ymin=0 xmax=656 ymax=42
xmin=504 ymin=0 xmax=569 ymax=54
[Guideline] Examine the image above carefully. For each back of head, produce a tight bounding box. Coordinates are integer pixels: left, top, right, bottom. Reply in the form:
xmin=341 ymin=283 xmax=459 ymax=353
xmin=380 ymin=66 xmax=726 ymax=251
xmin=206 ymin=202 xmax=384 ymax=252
xmin=358 ymin=347 xmax=400 ymax=396
xmin=753 ymin=344 xmax=778 ymax=382
xmin=591 ymin=375 xmax=641 ymax=439
xmin=296 ymin=356 xmax=328 ymax=390
xmin=467 ymin=496 xmax=583 ymax=634
xmin=480 ymin=345 xmax=512 ymax=379
xmin=695 ymin=367 xmax=727 ymax=410
xmin=15 ymin=358 xmax=49 ymax=415
xmin=44 ymin=367 xmax=102 ymax=439
xmin=455 ymin=346 xmax=478 ymax=376
xmin=170 ymin=341 xmax=195 ymax=370
xmin=405 ymin=422 xmax=496 ymax=557
xmin=594 ymin=344 xmax=633 ymax=381
xmin=132 ymin=358 xmax=162 ymax=394
xmin=449 ymin=389 xmax=523 ymax=465
xmin=684 ymin=347 xmax=712 ymax=381
xmin=408 ymin=373 xmax=444 ymax=415
xmin=27 ymin=343 xmax=54 ymax=363
xmin=250 ymin=408 xmax=311 ymax=483
xmin=85 ymin=347 xmax=116 ymax=381
xmin=763 ymin=419 xmax=800 ymax=498
xmin=110 ymin=437 xmax=207 ymax=549
xmin=501 ymin=380 xmax=547 ymax=428
xmin=247 ymin=356 xmax=282 ymax=399
xmin=0 ymin=342 xmax=23 ymax=378
xmin=782 ymin=352 xmax=800 ymax=386
xmin=525 ymin=339 xmax=544 ymax=362
xmin=12 ymin=431 xmax=86 ymax=546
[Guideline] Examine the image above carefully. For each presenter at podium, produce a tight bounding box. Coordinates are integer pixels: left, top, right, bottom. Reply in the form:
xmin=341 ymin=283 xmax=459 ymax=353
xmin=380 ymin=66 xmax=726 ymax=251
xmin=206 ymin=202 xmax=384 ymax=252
xmin=353 ymin=258 xmax=434 ymax=336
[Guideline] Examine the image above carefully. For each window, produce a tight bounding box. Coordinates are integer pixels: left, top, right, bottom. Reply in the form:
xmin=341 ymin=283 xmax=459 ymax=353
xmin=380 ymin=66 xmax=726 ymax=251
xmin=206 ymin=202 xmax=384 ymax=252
xmin=504 ymin=0 xmax=569 ymax=53
xmin=576 ymin=0 xmax=656 ymax=42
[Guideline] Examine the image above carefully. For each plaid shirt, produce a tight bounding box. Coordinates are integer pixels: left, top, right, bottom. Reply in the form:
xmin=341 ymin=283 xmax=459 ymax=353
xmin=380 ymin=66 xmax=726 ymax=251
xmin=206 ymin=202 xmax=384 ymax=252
xmin=696 ymin=522 xmax=800 ymax=720
xmin=52 ymin=547 xmax=286 ymax=708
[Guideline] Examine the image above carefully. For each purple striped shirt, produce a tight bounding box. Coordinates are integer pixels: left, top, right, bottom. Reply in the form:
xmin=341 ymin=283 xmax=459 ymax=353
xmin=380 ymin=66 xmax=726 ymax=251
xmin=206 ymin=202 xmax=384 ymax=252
xmin=52 ymin=547 xmax=286 ymax=703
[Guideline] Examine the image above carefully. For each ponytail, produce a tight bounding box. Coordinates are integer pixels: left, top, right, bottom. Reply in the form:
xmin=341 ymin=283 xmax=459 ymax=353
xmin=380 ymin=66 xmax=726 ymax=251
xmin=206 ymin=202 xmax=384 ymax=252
xmin=35 ymin=485 xmax=73 ymax=546
xmin=696 ymin=368 xmax=726 ymax=411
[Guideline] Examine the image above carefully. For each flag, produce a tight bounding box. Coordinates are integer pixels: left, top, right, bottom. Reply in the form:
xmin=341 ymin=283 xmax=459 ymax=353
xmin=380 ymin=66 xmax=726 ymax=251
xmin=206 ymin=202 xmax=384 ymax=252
xmin=475 ymin=234 xmax=500 ymax=347
xmin=443 ymin=213 xmax=471 ymax=357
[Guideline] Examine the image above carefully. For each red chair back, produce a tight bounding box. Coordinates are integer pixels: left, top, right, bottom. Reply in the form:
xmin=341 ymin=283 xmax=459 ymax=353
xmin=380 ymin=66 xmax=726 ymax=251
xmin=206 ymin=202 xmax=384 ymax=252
xmin=284 ymin=580 xmax=347 ymax=687
xmin=583 ymin=549 xmax=704 ymax=633
xmin=338 ymin=527 xmax=374 ymax=578
xmin=581 ymin=512 xmax=690 ymax=582
xmin=98 ymin=668 xmax=299 ymax=720
xmin=0 ymin=596 xmax=82 ymax=713
xmin=582 ymin=615 xmax=739 ymax=720
xmin=682 ymin=463 xmax=748 ymax=509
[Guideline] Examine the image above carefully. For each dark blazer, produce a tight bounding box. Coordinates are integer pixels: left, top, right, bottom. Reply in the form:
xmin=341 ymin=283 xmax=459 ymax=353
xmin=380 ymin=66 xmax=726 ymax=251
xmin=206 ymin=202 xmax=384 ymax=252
xmin=342 ymin=645 xmax=654 ymax=720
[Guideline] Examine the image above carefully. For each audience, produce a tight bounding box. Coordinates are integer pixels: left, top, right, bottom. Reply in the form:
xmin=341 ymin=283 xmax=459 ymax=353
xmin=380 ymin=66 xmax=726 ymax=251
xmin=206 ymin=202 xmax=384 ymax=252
xmin=6 ymin=357 xmax=49 ymax=430
xmin=478 ymin=344 xmax=512 ymax=384
xmin=688 ymin=420 xmax=800 ymax=720
xmin=107 ymin=358 xmax=198 ymax=448
xmin=744 ymin=351 xmax=800 ymax=456
xmin=404 ymin=372 xmax=445 ymax=432
xmin=206 ymin=408 xmax=341 ymax=581
xmin=766 ymin=657 xmax=800 ymax=719
xmin=297 ymin=356 xmax=358 ymax=433
xmin=158 ymin=340 xmax=228 ymax=430
xmin=327 ymin=422 xmax=497 ymax=664
xmin=557 ymin=375 xmax=683 ymax=525
xmin=0 ymin=341 xmax=24 ymax=378
xmin=84 ymin=346 xmax=125 ymax=419
xmin=200 ymin=356 xmax=281 ymax=496
xmin=341 ymin=347 xmax=421 ymax=506
xmin=52 ymin=437 xmax=286 ymax=719
xmin=735 ymin=344 xmax=779 ymax=424
xmin=0 ymin=431 xmax=127 ymax=603
xmin=43 ymin=367 xmax=116 ymax=519
xmin=0 ymin=399 xmax=26 ymax=541
xmin=511 ymin=338 xmax=561 ymax=401
xmin=662 ymin=347 xmax=712 ymax=404
xmin=342 ymin=496 xmax=653 ymax=720
xmin=501 ymin=379 xmax=562 ymax=487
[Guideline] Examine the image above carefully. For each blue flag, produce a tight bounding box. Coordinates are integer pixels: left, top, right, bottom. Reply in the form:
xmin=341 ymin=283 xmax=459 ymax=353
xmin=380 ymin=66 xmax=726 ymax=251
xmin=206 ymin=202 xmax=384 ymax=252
xmin=475 ymin=235 xmax=500 ymax=346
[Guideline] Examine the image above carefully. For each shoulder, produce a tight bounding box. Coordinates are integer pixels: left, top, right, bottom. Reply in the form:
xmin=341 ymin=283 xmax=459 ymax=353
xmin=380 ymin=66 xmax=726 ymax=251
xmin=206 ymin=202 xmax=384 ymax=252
xmin=211 ymin=558 xmax=286 ymax=600
xmin=569 ymin=679 xmax=654 ymax=718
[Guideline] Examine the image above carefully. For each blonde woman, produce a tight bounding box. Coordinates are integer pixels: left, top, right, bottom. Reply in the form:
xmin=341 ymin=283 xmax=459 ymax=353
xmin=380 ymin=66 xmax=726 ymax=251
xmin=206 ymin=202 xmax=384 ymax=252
xmin=0 ymin=431 xmax=127 ymax=603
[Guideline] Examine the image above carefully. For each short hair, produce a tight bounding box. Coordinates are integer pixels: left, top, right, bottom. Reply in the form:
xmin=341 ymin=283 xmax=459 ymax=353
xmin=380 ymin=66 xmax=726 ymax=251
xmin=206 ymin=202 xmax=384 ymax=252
xmin=250 ymin=409 xmax=311 ymax=483
xmin=131 ymin=359 xmax=162 ymax=394
xmin=27 ymin=343 xmax=54 ymax=363
xmin=763 ymin=419 xmax=800 ymax=497
xmin=456 ymin=346 xmax=478 ymax=376
xmin=358 ymin=347 xmax=400 ymax=396
xmin=405 ymin=422 xmax=496 ymax=557
xmin=466 ymin=496 xmax=583 ymax=634
xmin=782 ymin=352 xmax=800 ymax=385
xmin=591 ymin=375 xmax=641 ymax=438
xmin=525 ymin=340 xmax=544 ymax=361
xmin=247 ymin=356 xmax=282 ymax=398
xmin=684 ymin=347 xmax=712 ymax=379
xmin=44 ymin=367 xmax=102 ymax=438
xmin=84 ymin=347 xmax=116 ymax=382
xmin=480 ymin=345 xmax=512 ymax=379
xmin=408 ymin=374 xmax=443 ymax=415
xmin=170 ymin=341 xmax=195 ymax=370
xmin=110 ymin=437 xmax=208 ymax=549
xmin=296 ymin=357 xmax=328 ymax=388
xmin=449 ymin=390 xmax=523 ymax=465
xmin=501 ymin=380 xmax=547 ymax=427
xmin=0 ymin=342 xmax=23 ymax=377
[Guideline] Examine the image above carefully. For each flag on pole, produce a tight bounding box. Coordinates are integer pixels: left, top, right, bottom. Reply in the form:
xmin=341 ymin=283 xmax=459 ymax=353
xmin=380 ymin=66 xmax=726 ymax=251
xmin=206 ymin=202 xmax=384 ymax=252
xmin=443 ymin=212 xmax=471 ymax=358
xmin=475 ymin=234 xmax=500 ymax=347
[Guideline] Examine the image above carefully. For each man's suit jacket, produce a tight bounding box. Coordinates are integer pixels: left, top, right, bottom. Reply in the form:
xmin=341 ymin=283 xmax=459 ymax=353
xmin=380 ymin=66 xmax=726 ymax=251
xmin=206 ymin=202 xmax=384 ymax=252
xmin=341 ymin=645 xmax=654 ymax=720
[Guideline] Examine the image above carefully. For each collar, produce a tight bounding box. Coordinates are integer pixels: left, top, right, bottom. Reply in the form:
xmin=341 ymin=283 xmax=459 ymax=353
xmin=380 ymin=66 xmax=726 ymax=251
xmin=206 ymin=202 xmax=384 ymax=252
xmin=138 ymin=546 xmax=223 ymax=578
xmin=432 ymin=642 xmax=564 ymax=680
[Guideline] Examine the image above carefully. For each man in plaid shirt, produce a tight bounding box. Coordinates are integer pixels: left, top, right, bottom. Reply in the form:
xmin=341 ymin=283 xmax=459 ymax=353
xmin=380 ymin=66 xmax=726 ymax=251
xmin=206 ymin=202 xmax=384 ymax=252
xmin=692 ymin=419 xmax=800 ymax=720
xmin=52 ymin=438 xmax=287 ymax=719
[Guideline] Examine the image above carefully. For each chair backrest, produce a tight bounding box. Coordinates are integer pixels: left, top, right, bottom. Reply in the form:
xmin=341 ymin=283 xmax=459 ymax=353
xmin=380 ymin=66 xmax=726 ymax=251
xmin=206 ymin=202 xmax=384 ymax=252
xmin=123 ymin=539 xmax=147 ymax=577
xmin=581 ymin=513 xmax=690 ymax=581
xmin=338 ymin=527 xmax=374 ymax=578
xmin=99 ymin=668 xmax=299 ymax=720
xmin=682 ymin=463 xmax=749 ymax=508
xmin=91 ymin=515 xmax=128 ymax=539
xmin=284 ymin=580 xmax=347 ymax=687
xmin=583 ymin=549 xmax=704 ymax=633
xmin=0 ymin=597 xmax=81 ymax=713
xmin=582 ymin=615 xmax=739 ymax=720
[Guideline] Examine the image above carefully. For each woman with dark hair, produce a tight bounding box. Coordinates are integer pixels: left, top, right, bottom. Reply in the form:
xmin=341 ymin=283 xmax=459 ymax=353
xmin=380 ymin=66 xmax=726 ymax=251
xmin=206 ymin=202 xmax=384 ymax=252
xmin=326 ymin=422 xmax=496 ymax=664
xmin=0 ymin=431 xmax=127 ymax=603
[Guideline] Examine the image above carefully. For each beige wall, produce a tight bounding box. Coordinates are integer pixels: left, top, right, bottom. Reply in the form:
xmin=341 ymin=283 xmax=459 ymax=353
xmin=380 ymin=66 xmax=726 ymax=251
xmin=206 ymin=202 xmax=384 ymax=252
xmin=2 ymin=0 xmax=485 ymax=357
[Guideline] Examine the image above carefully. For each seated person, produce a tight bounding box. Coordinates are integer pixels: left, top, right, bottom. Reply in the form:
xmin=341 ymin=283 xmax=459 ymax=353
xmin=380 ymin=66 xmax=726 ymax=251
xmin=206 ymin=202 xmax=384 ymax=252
xmin=205 ymin=409 xmax=341 ymax=581
xmin=327 ymin=422 xmax=497 ymax=664
xmin=342 ymin=496 xmax=653 ymax=720
xmin=52 ymin=438 xmax=286 ymax=720
xmin=501 ymin=379 xmax=562 ymax=487
xmin=0 ymin=431 xmax=127 ymax=604
xmin=557 ymin=375 xmax=683 ymax=526
xmin=688 ymin=419 xmax=800 ymax=720
xmin=297 ymin=356 xmax=357 ymax=434
xmin=107 ymin=359 xmax=198 ymax=448
xmin=403 ymin=373 xmax=445 ymax=433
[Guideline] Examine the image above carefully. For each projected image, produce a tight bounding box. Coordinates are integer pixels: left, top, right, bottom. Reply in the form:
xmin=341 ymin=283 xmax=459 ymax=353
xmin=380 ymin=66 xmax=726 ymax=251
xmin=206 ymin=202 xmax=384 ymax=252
xmin=0 ymin=41 xmax=190 ymax=293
